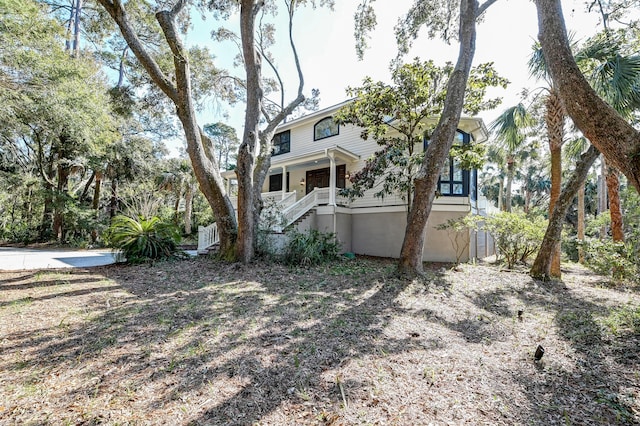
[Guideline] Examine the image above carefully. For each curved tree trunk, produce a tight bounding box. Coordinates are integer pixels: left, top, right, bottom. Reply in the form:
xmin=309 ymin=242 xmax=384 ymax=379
xmin=530 ymin=145 xmax=599 ymax=280
xmin=535 ymin=0 xmax=640 ymax=193
xmin=397 ymin=0 xmax=480 ymax=276
xmin=98 ymin=0 xmax=238 ymax=259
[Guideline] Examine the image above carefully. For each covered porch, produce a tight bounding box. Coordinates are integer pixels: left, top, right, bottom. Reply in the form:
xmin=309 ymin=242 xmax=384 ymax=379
xmin=221 ymin=145 xmax=360 ymax=208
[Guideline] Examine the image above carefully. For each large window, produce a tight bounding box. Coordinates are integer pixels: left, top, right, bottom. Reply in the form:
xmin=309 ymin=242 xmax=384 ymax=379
xmin=272 ymin=130 xmax=290 ymax=156
xmin=314 ymin=117 xmax=339 ymax=140
xmin=424 ymin=130 xmax=473 ymax=197
xmin=269 ymin=173 xmax=289 ymax=192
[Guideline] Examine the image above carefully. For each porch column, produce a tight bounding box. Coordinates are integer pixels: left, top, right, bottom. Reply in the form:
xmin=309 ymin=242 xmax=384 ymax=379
xmin=226 ymin=177 xmax=231 ymax=194
xmin=281 ymin=165 xmax=287 ymax=200
xmin=328 ymin=152 xmax=336 ymax=206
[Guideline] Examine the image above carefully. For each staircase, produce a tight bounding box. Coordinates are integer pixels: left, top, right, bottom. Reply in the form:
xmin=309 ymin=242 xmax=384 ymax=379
xmin=197 ymin=222 xmax=218 ymax=254
xmin=197 ymin=188 xmax=336 ymax=253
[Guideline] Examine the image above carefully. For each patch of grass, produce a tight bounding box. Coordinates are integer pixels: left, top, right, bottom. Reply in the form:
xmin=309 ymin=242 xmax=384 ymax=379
xmin=557 ymin=310 xmax=602 ymax=346
xmin=596 ymin=390 xmax=635 ymax=422
xmin=600 ymin=304 xmax=640 ymax=336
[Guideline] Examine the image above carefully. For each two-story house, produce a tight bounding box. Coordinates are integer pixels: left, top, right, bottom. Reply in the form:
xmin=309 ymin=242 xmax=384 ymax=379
xmin=210 ymin=100 xmax=495 ymax=263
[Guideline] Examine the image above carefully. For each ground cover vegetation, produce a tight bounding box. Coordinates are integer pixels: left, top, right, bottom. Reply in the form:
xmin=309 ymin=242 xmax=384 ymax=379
xmin=0 ymin=0 xmax=639 ymax=280
xmin=1 ymin=257 xmax=639 ymax=424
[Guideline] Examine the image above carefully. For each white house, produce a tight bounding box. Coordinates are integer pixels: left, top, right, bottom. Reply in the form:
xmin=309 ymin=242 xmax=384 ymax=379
xmin=207 ymin=101 xmax=495 ymax=262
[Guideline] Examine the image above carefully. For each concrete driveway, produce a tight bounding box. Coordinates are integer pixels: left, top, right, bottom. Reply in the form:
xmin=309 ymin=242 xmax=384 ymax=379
xmin=0 ymin=247 xmax=119 ymax=271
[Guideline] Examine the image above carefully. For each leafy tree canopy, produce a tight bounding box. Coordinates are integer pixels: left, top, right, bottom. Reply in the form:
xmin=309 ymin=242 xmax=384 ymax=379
xmin=334 ymin=59 xmax=507 ymax=206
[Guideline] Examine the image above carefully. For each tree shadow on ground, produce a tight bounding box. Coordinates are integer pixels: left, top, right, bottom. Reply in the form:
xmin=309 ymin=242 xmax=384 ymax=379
xmin=0 ymin=257 xmax=451 ymax=424
xmin=462 ymin=267 xmax=639 ymax=424
xmin=2 ymin=258 xmax=637 ymax=424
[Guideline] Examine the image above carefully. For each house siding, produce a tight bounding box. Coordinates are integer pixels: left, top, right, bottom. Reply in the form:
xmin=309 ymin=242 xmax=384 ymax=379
xmin=253 ymin=102 xmax=495 ymax=263
xmin=348 ymin=210 xmax=471 ymax=262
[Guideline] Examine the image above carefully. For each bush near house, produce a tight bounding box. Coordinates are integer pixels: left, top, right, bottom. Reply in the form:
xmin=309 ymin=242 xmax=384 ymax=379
xmin=104 ymin=215 xmax=183 ymax=263
xmin=283 ymin=229 xmax=341 ymax=266
xmin=482 ymin=212 xmax=546 ymax=269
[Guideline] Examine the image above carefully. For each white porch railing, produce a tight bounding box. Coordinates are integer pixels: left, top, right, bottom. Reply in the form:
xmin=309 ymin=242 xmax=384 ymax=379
xmin=279 ymin=191 xmax=297 ymax=209
xmin=197 ymin=191 xmax=297 ymax=253
xmin=229 ymin=191 xmax=296 ymax=210
xmin=197 ymin=222 xmax=218 ymax=254
xmin=279 ymin=187 xmax=329 ymax=229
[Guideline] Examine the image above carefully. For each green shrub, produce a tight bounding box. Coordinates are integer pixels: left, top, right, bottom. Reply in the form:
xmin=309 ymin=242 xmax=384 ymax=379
xmin=482 ymin=212 xmax=546 ymax=269
xmin=582 ymin=238 xmax=638 ymax=281
xmin=283 ymin=229 xmax=341 ymax=266
xmin=104 ymin=215 xmax=183 ymax=263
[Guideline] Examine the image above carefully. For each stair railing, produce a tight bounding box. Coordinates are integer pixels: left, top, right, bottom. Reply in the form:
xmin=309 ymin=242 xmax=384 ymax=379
xmin=197 ymin=222 xmax=219 ymax=253
xmin=279 ymin=187 xmax=329 ymax=229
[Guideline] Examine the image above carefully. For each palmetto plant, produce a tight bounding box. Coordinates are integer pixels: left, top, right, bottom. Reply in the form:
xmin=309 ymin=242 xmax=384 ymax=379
xmin=106 ymin=215 xmax=182 ymax=263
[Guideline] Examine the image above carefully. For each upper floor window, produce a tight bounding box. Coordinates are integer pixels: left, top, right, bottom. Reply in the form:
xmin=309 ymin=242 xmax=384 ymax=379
xmin=272 ymin=130 xmax=290 ymax=156
xmin=314 ymin=117 xmax=339 ymax=141
xmin=424 ymin=129 xmax=474 ymax=197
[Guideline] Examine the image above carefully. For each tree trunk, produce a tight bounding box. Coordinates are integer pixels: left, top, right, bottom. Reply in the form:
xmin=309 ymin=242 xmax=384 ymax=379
xmin=577 ymin=181 xmax=585 ymax=263
xmin=173 ymin=189 xmax=181 ymax=225
xmin=184 ymin=184 xmax=194 ymax=235
xmin=109 ymin=177 xmax=118 ymax=218
xmin=40 ymin=182 xmax=54 ymax=241
xmin=606 ymin=163 xmax=624 ymax=242
xmin=505 ymin=159 xmax=514 ymax=212
xmin=530 ymin=145 xmax=599 ymax=280
xmin=92 ymin=170 xmax=103 ymax=211
xmin=72 ymin=0 xmax=82 ymax=58
xmin=235 ymin=0 xmax=263 ymax=264
xmin=546 ymin=89 xmax=564 ymax=277
xmin=397 ymin=0 xmax=479 ymax=276
xmin=598 ymin=156 xmax=608 ymax=239
xmin=535 ymin=0 xmax=640 ymax=193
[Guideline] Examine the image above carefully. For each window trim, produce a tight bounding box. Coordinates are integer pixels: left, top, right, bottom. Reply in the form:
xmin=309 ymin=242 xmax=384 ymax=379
xmin=272 ymin=130 xmax=290 ymax=156
xmin=269 ymin=172 xmax=290 ymax=192
xmin=424 ymin=129 xmax=473 ymax=197
xmin=313 ymin=117 xmax=340 ymax=141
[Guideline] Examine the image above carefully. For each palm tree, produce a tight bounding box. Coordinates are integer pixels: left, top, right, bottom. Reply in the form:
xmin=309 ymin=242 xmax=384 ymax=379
xmin=489 ymin=104 xmax=534 ymax=212
xmin=565 ymin=136 xmax=591 ymax=263
xmin=519 ymin=161 xmax=551 ymax=214
xmin=529 ymin=43 xmax=568 ymax=277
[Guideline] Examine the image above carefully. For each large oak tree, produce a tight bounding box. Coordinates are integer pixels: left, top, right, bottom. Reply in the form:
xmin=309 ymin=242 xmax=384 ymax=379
xmin=97 ymin=0 xmax=325 ymax=262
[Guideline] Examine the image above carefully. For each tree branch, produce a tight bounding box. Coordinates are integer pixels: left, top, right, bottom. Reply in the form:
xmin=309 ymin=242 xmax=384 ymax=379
xmin=96 ymin=0 xmax=179 ymax=102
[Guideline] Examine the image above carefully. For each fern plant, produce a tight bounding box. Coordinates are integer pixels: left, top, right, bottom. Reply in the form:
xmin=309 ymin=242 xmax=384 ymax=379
xmin=105 ymin=215 xmax=182 ymax=263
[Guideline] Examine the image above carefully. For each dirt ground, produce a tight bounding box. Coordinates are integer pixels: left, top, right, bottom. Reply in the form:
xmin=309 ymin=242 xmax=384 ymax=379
xmin=1 ymin=256 xmax=639 ymax=425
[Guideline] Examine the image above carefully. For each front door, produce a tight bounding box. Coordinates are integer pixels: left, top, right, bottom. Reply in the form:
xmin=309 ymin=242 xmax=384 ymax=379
xmin=306 ymin=168 xmax=329 ymax=194
xmin=305 ymin=165 xmax=346 ymax=194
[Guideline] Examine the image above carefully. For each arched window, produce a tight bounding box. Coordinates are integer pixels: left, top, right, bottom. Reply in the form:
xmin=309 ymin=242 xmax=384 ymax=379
xmin=314 ymin=117 xmax=339 ymax=141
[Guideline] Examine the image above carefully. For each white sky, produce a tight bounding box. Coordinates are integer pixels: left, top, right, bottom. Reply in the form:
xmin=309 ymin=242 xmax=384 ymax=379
xmin=178 ymin=0 xmax=603 ymax=155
